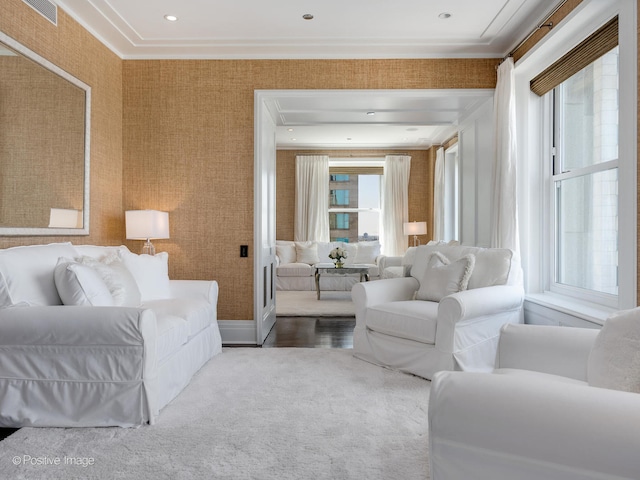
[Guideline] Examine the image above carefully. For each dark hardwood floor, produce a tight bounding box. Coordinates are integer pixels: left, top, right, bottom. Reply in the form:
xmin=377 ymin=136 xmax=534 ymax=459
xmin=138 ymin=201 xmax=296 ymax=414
xmin=0 ymin=315 xmax=353 ymax=443
xmin=263 ymin=316 xmax=355 ymax=348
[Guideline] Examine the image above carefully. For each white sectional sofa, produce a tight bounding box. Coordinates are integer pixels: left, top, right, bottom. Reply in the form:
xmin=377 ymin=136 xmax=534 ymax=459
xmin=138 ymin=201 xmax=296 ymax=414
xmin=0 ymin=242 xmax=222 ymax=427
xmin=353 ymin=244 xmax=524 ymax=379
xmin=275 ymin=240 xmax=381 ymax=291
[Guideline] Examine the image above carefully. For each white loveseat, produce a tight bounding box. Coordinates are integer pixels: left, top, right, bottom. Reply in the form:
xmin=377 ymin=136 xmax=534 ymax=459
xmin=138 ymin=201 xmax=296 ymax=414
xmin=429 ymin=317 xmax=640 ymax=480
xmin=0 ymin=242 xmax=222 ymax=427
xmin=352 ymin=244 xmax=524 ymax=379
xmin=275 ymin=240 xmax=381 ymax=291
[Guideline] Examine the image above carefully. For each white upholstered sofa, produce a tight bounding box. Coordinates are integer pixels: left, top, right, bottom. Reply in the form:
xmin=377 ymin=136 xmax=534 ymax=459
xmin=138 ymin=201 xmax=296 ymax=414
xmin=352 ymin=244 xmax=524 ymax=379
xmin=0 ymin=242 xmax=222 ymax=427
xmin=275 ymin=240 xmax=381 ymax=291
xmin=429 ymin=316 xmax=640 ymax=480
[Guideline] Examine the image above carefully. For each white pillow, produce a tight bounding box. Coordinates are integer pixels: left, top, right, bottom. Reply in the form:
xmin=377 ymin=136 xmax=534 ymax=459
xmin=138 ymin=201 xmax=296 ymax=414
xmin=342 ymin=243 xmax=358 ymax=265
xmin=295 ymin=242 xmax=320 ymax=265
xmin=588 ymin=308 xmax=640 ymax=394
xmin=54 ymin=258 xmax=114 ymax=306
xmin=276 ymin=244 xmax=296 ymax=264
xmin=415 ymin=252 xmax=475 ymax=302
xmin=79 ymin=254 xmax=141 ymax=307
xmin=122 ymin=251 xmax=171 ymax=302
xmin=354 ymin=242 xmax=381 ymax=264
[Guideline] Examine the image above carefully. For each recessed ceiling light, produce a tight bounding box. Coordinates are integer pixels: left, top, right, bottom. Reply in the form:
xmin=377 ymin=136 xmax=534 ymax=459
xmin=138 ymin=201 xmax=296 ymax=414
xmin=164 ymin=14 xmax=178 ymax=22
xmin=287 ymin=128 xmax=294 ymax=132
xmin=302 ymin=14 xmax=314 ymax=20
xmin=366 ymin=111 xmax=376 ymax=116
xmin=406 ymin=127 xmax=418 ymax=131
xmin=290 ymin=138 xmax=297 ymax=141
xmin=438 ymin=13 xmax=451 ymax=19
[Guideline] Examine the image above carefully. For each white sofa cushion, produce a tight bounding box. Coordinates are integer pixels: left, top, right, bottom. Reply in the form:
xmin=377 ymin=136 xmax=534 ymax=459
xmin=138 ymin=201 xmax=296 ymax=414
xmin=276 ymin=243 xmax=296 ymax=264
xmin=295 ymin=242 xmax=320 ymax=265
xmin=416 ymin=253 xmax=475 ymax=302
xmin=79 ymin=254 xmax=142 ymax=307
xmin=354 ymin=241 xmax=381 ymax=264
xmin=122 ymin=251 xmax=171 ymax=302
xmin=316 ymin=241 xmax=341 ymax=263
xmin=588 ymin=307 xmax=640 ymax=394
xmin=0 ymin=242 xmax=78 ymax=306
xmin=154 ymin=313 xmax=189 ymax=363
xmin=366 ymin=300 xmax=439 ymax=344
xmin=144 ymin=297 xmax=213 ymax=339
xmin=54 ymin=258 xmax=115 ymax=306
xmin=277 ymin=263 xmax=314 ymax=277
xmin=343 ymin=243 xmax=358 ymax=265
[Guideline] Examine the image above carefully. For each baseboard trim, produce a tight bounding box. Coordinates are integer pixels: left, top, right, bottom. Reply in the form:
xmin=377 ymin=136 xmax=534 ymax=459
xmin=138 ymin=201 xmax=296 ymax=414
xmin=219 ymin=320 xmax=257 ymax=345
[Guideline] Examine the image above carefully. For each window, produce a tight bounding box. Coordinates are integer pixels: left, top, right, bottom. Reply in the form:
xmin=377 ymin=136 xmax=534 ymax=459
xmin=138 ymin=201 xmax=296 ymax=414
xmin=328 ymin=160 xmax=382 ymax=243
xmin=551 ymin=46 xmax=619 ymax=302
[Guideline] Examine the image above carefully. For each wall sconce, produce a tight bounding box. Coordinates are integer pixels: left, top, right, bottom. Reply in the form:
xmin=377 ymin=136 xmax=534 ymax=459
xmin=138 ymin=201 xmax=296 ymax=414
xmin=49 ymin=208 xmax=82 ymax=228
xmin=125 ymin=210 xmax=170 ymax=256
xmin=403 ymin=221 xmax=427 ymax=247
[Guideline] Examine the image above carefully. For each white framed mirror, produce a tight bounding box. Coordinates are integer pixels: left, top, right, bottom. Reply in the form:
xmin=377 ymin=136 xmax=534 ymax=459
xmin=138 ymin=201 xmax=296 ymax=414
xmin=0 ymin=30 xmax=90 ymax=235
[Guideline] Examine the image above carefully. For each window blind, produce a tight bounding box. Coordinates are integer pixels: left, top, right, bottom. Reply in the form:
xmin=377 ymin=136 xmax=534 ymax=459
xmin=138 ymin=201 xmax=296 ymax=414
xmin=329 ymin=166 xmax=383 ymax=175
xmin=530 ymin=16 xmax=618 ymax=97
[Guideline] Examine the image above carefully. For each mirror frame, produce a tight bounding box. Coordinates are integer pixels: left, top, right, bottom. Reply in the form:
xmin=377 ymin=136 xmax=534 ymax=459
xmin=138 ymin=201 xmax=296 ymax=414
xmin=0 ymin=30 xmax=90 ymax=236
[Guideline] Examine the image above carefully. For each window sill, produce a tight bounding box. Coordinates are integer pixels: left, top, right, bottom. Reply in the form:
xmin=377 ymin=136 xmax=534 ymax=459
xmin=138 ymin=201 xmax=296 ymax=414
xmin=524 ymin=292 xmax=615 ymax=327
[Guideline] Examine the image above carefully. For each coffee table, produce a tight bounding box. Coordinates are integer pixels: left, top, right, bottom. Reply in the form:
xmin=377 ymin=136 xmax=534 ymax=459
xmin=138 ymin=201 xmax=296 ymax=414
xmin=314 ymin=263 xmax=371 ymax=300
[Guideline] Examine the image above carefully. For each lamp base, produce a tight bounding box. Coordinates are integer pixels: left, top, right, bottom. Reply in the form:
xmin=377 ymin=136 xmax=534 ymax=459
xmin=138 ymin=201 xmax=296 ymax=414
xmin=141 ymin=239 xmax=156 ymax=256
xmin=413 ymin=235 xmax=420 ymax=247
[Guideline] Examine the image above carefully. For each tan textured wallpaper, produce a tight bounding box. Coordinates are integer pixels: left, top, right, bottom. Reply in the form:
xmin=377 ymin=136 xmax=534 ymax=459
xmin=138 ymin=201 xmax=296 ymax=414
xmin=0 ymin=0 xmax=123 ymax=246
xmin=276 ymin=149 xmax=433 ymax=245
xmin=123 ymin=60 xmax=496 ymax=320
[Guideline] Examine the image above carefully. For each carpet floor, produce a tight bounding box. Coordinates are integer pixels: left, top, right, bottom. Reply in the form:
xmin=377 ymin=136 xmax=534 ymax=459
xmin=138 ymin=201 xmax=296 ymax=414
xmin=276 ymin=290 xmax=355 ymax=317
xmin=0 ymin=349 xmax=431 ymax=480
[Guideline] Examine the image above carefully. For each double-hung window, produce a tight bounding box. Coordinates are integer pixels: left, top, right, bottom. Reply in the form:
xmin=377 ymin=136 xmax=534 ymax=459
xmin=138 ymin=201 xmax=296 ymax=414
xmin=551 ymin=46 xmax=619 ymax=304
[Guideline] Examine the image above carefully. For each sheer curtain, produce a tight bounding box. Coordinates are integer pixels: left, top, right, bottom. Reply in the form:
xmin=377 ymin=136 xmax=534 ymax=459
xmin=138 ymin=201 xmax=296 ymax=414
xmin=381 ymin=155 xmax=411 ymax=256
xmin=294 ymin=155 xmax=330 ymax=242
xmin=491 ymin=57 xmax=520 ymax=252
xmin=432 ymin=147 xmax=445 ymax=241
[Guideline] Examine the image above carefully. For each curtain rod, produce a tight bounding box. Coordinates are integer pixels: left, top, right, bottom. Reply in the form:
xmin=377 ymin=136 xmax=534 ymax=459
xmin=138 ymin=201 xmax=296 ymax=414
xmin=503 ymin=0 xmax=568 ymax=61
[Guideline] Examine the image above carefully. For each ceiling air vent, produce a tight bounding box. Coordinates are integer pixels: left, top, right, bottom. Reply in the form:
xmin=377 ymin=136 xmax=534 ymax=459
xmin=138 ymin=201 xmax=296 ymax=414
xmin=22 ymin=0 xmax=57 ymax=25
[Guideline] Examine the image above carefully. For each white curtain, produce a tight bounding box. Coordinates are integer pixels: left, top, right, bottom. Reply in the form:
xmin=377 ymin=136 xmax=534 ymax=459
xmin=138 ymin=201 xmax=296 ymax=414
xmin=381 ymin=155 xmax=411 ymax=256
xmin=294 ymin=155 xmax=330 ymax=242
xmin=491 ymin=57 xmax=520 ymax=252
xmin=433 ymin=147 xmax=445 ymax=241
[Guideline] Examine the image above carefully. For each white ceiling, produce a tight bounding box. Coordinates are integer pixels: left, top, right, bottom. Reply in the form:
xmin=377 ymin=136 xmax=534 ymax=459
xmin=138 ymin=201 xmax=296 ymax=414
xmin=52 ymin=0 xmax=557 ymax=149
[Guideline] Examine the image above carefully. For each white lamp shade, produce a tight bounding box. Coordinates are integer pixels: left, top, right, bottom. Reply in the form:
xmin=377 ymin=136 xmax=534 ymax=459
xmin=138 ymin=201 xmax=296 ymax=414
xmin=126 ymin=210 xmax=170 ymax=240
xmin=49 ymin=208 xmax=82 ymax=228
xmin=403 ymin=221 xmax=427 ymax=236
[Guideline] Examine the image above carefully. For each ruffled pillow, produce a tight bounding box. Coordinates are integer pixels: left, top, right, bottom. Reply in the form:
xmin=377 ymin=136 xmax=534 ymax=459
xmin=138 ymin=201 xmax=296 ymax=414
xmin=415 ymin=252 xmax=475 ymax=302
xmin=54 ymin=257 xmax=114 ymax=306
xmin=79 ymin=254 xmax=141 ymax=307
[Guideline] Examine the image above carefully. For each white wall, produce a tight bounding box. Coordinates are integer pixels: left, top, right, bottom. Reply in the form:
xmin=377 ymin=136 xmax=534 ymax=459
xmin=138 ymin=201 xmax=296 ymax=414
xmin=457 ymin=97 xmax=494 ymax=247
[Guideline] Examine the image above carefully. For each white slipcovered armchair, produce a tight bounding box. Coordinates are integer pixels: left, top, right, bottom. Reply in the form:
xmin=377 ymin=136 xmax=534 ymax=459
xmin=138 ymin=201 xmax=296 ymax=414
xmin=352 ymin=244 xmax=524 ymax=379
xmin=429 ymin=313 xmax=640 ymax=480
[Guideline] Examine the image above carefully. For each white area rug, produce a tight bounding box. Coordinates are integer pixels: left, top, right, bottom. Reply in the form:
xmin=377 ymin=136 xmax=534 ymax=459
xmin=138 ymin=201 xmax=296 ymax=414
xmin=0 ymin=349 xmax=431 ymax=480
xmin=276 ymin=290 xmax=355 ymax=316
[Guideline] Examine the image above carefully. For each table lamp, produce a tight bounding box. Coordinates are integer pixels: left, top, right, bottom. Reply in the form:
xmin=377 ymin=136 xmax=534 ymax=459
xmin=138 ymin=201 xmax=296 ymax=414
xmin=403 ymin=221 xmax=427 ymax=247
xmin=125 ymin=210 xmax=169 ymax=255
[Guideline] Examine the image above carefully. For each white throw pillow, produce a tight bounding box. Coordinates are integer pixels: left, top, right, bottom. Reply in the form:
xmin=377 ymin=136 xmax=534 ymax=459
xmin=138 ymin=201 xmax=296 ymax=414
xmin=415 ymin=252 xmax=475 ymax=302
xmin=354 ymin=242 xmax=381 ymax=264
xmin=276 ymin=244 xmax=296 ymax=264
xmin=342 ymin=243 xmax=358 ymax=265
xmin=295 ymin=242 xmax=320 ymax=265
xmin=79 ymin=254 xmax=141 ymax=307
xmin=122 ymin=251 xmax=171 ymax=302
xmin=587 ymin=307 xmax=640 ymax=394
xmin=54 ymin=258 xmax=114 ymax=306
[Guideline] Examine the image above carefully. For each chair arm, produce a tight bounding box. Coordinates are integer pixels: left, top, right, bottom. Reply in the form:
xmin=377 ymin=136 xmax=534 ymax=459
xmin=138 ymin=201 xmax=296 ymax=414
xmin=0 ymin=305 xmax=157 ymax=347
xmin=438 ymin=285 xmax=524 ymax=326
xmin=377 ymin=255 xmax=403 ymax=271
xmin=496 ymin=323 xmax=599 ymax=380
xmin=429 ymin=371 xmax=640 ymax=480
xmin=170 ymin=279 xmax=219 ymax=307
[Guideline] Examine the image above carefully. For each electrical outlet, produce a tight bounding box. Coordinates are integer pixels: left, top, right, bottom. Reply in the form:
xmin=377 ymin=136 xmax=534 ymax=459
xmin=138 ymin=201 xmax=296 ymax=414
xmin=240 ymin=245 xmax=248 ymax=257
